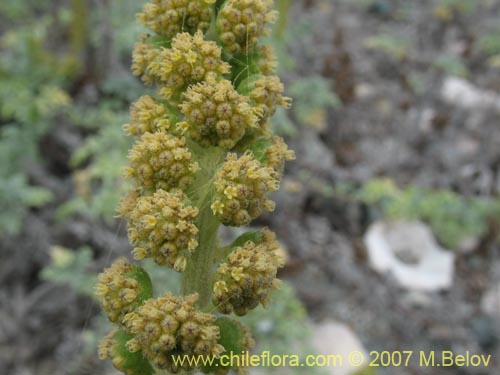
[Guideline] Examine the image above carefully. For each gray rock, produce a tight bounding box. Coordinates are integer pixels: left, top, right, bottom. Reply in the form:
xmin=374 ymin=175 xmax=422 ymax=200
xmin=364 ymin=221 xmax=455 ymax=291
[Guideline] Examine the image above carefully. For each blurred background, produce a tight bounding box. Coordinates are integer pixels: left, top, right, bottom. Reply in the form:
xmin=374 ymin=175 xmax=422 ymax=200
xmin=1 ymin=0 xmax=500 ymax=374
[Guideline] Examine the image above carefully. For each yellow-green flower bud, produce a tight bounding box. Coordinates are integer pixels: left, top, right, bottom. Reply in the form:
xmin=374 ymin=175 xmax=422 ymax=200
xmin=96 ymin=259 xmax=152 ymax=324
xmin=145 ymin=31 xmax=231 ymax=100
xmin=116 ymin=190 xmax=140 ymax=219
xmin=127 ymin=189 xmax=199 ymax=271
xmin=216 ymin=0 xmax=277 ymax=54
xmin=124 ymin=95 xmax=175 ymax=137
xmin=137 ymin=0 xmax=216 ymax=39
xmin=212 ymin=229 xmax=284 ymax=315
xmin=236 ymin=75 xmax=291 ymax=138
xmin=264 ymin=135 xmax=295 ymax=173
xmin=98 ymin=329 xmax=154 ymax=375
xmin=211 ymin=151 xmax=279 ymax=226
xmin=180 ymin=78 xmax=257 ymax=149
xmin=131 ymin=34 xmax=159 ymax=85
xmin=125 ymin=131 xmax=199 ymax=193
xmin=256 ymin=44 xmax=278 ymax=75
xmin=98 ymin=330 xmax=128 ymax=373
xmin=123 ymin=292 xmax=225 ymax=372
xmin=250 ymin=76 xmax=291 ymax=126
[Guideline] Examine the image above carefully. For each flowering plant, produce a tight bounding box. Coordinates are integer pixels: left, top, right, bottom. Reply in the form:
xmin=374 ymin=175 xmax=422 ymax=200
xmin=96 ymin=1 xmax=294 ymax=374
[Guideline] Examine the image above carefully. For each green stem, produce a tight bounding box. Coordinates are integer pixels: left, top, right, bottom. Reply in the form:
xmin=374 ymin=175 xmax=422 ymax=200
xmin=182 ymin=204 xmax=220 ymax=309
xmin=274 ymin=0 xmax=292 ymax=40
xmin=181 ymin=145 xmax=225 ymax=309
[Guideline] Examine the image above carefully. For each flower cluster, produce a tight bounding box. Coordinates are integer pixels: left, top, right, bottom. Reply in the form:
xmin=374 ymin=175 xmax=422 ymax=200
xmin=180 ymin=77 xmax=258 ymax=149
xmin=213 ymin=228 xmax=284 ymax=315
xmin=124 ymin=95 xmax=172 ymax=137
xmin=249 ymin=76 xmax=291 ymax=126
xmin=98 ymin=0 xmax=295 ymax=374
xmin=96 ymin=259 xmax=147 ymax=324
xmin=211 ymin=151 xmax=279 ymax=226
xmin=145 ymin=31 xmax=230 ymax=100
xmin=99 ymin=329 xmax=154 ymax=375
xmin=131 ymin=35 xmax=159 ymax=85
xmin=137 ymin=0 xmax=215 ymax=39
xmin=217 ymin=0 xmax=277 ymax=54
xmin=127 ymin=189 xmax=199 ymax=271
xmin=256 ymin=44 xmax=278 ymax=75
xmin=124 ymin=292 xmax=224 ymax=372
xmin=98 ymin=330 xmax=128 ymax=372
xmin=265 ymin=135 xmax=296 ymax=173
xmin=125 ymin=131 xmax=199 ymax=193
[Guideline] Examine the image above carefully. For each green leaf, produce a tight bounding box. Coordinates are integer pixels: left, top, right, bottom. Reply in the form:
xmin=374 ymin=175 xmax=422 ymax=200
xmin=201 ymin=317 xmax=251 ymax=374
xmin=41 ymin=246 xmax=96 ymax=297
xmin=126 ymin=266 xmax=154 ymax=303
xmin=248 ymin=137 xmax=272 ymax=164
xmin=113 ymin=330 xmax=154 ymax=375
xmin=236 ymin=74 xmax=261 ymax=96
xmin=230 ymin=230 xmax=264 ymax=249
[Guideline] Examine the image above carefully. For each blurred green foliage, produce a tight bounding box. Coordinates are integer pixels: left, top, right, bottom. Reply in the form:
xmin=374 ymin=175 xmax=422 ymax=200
xmin=479 ymin=28 xmax=500 ymax=67
xmin=433 ymin=0 xmax=478 ymax=20
xmin=240 ymin=284 xmax=326 ymax=374
xmin=0 ymin=0 xmax=147 ymax=232
xmin=56 ymin=0 xmax=145 ymax=222
xmin=364 ymin=33 xmax=411 ymax=62
xmin=433 ymin=55 xmax=469 ymax=77
xmin=353 ymin=367 xmax=378 ymax=375
xmin=288 ymin=77 xmax=340 ymax=130
xmin=267 ymin=6 xmax=340 ymax=136
xmin=0 ymin=1 xmax=75 ymax=235
xmin=354 ymin=178 xmax=500 ymax=249
xmin=56 ymin=111 xmax=133 ymax=222
xmin=41 ymin=246 xmax=96 ymax=297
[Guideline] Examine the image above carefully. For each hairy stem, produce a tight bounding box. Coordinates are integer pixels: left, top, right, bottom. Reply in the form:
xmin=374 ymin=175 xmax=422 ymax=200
xmin=182 ymin=203 xmax=220 ymax=309
xmin=182 ymin=145 xmax=225 ymax=309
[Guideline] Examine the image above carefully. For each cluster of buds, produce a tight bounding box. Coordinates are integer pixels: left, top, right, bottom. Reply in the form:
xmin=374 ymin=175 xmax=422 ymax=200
xmin=124 ymin=95 xmax=173 ymax=136
xmin=213 ymin=228 xmax=284 ymax=315
xmin=180 ymin=77 xmax=257 ymax=149
xmin=217 ymin=0 xmax=277 ymax=54
xmin=211 ymin=151 xmax=280 ymax=226
xmin=127 ymin=189 xmax=199 ymax=271
xmin=96 ymin=259 xmax=152 ymax=324
xmin=124 ymin=131 xmax=199 ymax=193
xmin=124 ymin=293 xmax=224 ymax=372
xmin=97 ymin=0 xmax=294 ymax=374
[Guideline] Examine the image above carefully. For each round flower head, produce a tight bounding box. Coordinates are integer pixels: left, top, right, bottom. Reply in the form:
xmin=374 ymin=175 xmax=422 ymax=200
xmin=124 ymin=292 xmax=224 ymax=372
xmin=137 ymin=0 xmax=216 ymax=39
xmin=96 ymin=259 xmax=151 ymax=324
xmin=211 ymin=151 xmax=279 ymax=226
xmin=125 ymin=131 xmax=199 ymax=193
xmin=180 ymin=78 xmax=257 ymax=149
xmin=212 ymin=229 xmax=284 ymax=315
xmin=217 ymin=0 xmax=277 ymax=54
xmin=145 ymin=31 xmax=230 ymax=100
xmin=124 ymin=95 xmax=176 ymax=137
xmin=127 ymin=189 xmax=199 ymax=271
